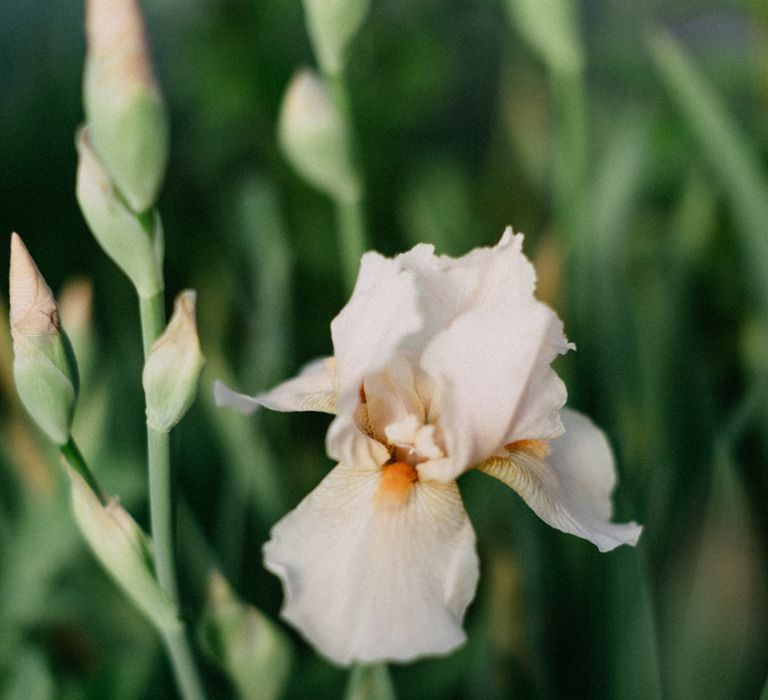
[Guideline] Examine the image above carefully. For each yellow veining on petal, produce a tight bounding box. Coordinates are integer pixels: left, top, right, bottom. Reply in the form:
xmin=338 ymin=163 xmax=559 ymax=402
xmin=375 ymin=461 xmax=419 ymax=507
xmin=504 ymin=439 xmax=550 ymax=459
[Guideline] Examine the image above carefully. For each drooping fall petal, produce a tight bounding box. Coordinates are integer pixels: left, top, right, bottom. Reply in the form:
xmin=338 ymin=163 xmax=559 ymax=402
xmin=263 ymin=463 xmax=479 ymax=665
xmin=478 ymin=408 xmax=642 ymax=552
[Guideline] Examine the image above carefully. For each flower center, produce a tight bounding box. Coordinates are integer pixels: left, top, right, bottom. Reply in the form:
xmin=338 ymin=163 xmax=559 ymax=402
xmin=375 ymin=461 xmax=419 ymax=506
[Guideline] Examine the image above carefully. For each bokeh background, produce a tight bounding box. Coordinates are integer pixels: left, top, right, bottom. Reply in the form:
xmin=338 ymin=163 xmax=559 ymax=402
xmin=1 ymin=0 xmax=767 ymax=698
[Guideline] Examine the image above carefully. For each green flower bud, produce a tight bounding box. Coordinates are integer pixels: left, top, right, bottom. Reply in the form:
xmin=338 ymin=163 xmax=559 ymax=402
xmin=200 ymin=571 xmax=292 ymax=700
xmin=143 ymin=290 xmax=205 ymax=432
xmin=68 ymin=466 xmax=181 ymax=635
xmin=303 ymin=0 xmax=370 ymax=76
xmin=278 ymin=70 xmax=360 ymax=203
xmin=9 ymin=233 xmax=79 ymax=446
xmin=83 ymin=0 xmax=168 ymax=213
xmin=76 ymin=128 xmax=164 ymax=299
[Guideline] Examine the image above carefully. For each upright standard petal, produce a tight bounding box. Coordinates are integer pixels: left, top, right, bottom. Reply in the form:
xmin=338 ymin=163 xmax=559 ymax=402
xmin=420 ymin=300 xmax=567 ymax=483
xmin=397 ymin=228 xmax=537 ymax=354
xmin=406 ymin=231 xmax=571 ymax=482
xmin=214 ymin=357 xmax=337 ymax=415
xmin=263 ymin=463 xmax=479 ymax=665
xmin=478 ymin=408 xmax=642 ymax=552
xmin=330 ymin=252 xmax=422 ymax=397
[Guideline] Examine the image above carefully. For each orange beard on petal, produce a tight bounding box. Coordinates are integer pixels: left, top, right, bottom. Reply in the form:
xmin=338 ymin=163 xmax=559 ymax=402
xmin=375 ymin=461 xmax=419 ymax=507
xmin=504 ymin=439 xmax=550 ymax=459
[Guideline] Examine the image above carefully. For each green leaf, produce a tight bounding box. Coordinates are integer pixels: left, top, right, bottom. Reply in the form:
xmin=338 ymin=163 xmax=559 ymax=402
xmin=650 ymin=31 xmax=768 ymax=314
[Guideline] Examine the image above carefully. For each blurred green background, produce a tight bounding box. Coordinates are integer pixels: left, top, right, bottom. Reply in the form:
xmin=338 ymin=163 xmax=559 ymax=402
xmin=1 ymin=0 xmax=767 ymax=698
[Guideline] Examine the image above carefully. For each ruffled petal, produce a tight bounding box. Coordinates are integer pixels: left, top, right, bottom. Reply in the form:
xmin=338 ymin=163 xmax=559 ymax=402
xmin=330 ymin=252 xmax=422 ymax=397
xmin=420 ymin=300 xmax=567 ymax=482
xmin=397 ymin=228 xmax=537 ymax=355
xmin=478 ymin=408 xmax=642 ymax=552
xmin=214 ymin=357 xmax=337 ymax=415
xmin=263 ymin=464 xmax=479 ymax=665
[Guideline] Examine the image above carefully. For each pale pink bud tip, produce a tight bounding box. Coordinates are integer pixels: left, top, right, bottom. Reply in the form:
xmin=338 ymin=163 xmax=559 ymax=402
xmin=85 ymin=0 xmax=155 ymax=91
xmin=9 ymin=233 xmax=59 ymax=336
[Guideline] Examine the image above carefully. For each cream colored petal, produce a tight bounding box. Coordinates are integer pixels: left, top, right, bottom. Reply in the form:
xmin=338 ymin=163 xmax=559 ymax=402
xmin=397 ymin=228 xmax=538 ymax=355
xmin=214 ymin=357 xmax=336 ymax=416
xmin=503 ymin=316 xmax=572 ymax=445
xmin=364 ymin=353 xmax=424 ymax=439
xmin=263 ymin=464 xmax=479 ymax=665
xmin=420 ymin=299 xmax=567 ymax=482
xmin=478 ymin=408 xmax=642 ymax=552
xmin=330 ymin=252 xmax=422 ymax=397
xmin=325 ymin=402 xmax=392 ymax=471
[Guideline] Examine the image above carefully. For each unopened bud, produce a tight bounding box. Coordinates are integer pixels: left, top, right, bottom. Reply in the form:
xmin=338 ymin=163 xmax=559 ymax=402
xmin=303 ymin=0 xmax=370 ymax=76
xmin=9 ymin=233 xmax=78 ymax=445
xmin=76 ymin=128 xmax=163 ymax=299
xmin=201 ymin=571 xmax=293 ymax=700
xmin=143 ymin=290 xmax=205 ymax=432
xmin=68 ymin=466 xmax=181 ymax=634
xmin=83 ymin=0 xmax=168 ymax=213
xmin=278 ymin=70 xmax=359 ymax=202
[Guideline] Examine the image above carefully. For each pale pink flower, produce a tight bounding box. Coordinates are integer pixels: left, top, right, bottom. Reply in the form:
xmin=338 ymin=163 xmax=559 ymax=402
xmin=216 ymin=228 xmax=641 ymax=665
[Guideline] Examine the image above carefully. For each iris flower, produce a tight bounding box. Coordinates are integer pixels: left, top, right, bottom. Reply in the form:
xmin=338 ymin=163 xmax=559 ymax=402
xmin=216 ymin=229 xmax=641 ymax=665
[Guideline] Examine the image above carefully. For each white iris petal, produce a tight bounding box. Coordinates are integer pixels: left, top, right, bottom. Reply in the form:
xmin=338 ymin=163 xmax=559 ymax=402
xmin=216 ymin=228 xmax=642 ymax=665
xmin=263 ymin=463 xmax=479 ymax=665
xmin=214 ymin=357 xmax=336 ymax=415
xmin=479 ymin=408 xmax=642 ymax=552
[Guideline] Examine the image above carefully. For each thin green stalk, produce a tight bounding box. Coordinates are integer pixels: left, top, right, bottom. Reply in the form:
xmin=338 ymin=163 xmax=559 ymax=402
xmin=148 ymin=427 xmax=177 ymax=604
xmin=162 ymin=627 xmax=205 ymax=700
xmin=328 ymin=70 xmax=367 ymax=292
xmin=60 ymin=437 xmax=104 ymax=503
xmin=139 ymin=292 xmax=166 ymax=359
xmin=344 ymin=663 xmax=396 ymax=700
xmin=335 ymin=195 xmax=366 ymax=293
xmin=139 ymin=293 xmax=177 ymax=602
xmin=139 ymin=290 xmax=205 ymax=699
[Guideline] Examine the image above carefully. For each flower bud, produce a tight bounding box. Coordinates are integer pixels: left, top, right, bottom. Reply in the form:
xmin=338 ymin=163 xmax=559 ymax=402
xmin=278 ymin=70 xmax=360 ymax=203
xmin=143 ymin=290 xmax=204 ymax=432
xmin=83 ymin=0 xmax=168 ymax=213
xmin=9 ymin=233 xmax=79 ymax=446
xmin=76 ymin=128 xmax=164 ymax=299
xmin=200 ymin=571 xmax=292 ymax=700
xmin=303 ymin=0 xmax=370 ymax=76
xmin=68 ymin=466 xmax=181 ymax=634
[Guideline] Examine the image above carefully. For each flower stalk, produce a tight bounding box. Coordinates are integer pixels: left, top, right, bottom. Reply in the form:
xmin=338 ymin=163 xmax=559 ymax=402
xmin=279 ymin=0 xmax=371 ymax=292
xmin=75 ymin=0 xmax=205 ymax=696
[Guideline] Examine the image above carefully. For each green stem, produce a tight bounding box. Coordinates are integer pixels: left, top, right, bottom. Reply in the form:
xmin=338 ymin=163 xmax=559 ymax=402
xmin=60 ymin=437 xmax=104 ymax=503
xmin=327 ymin=70 xmax=368 ymax=293
xmin=140 ymin=292 xmax=177 ymax=601
xmin=335 ymin=195 xmax=366 ymax=293
xmin=139 ymin=292 xmax=166 ymax=359
xmin=162 ymin=627 xmax=206 ymax=700
xmin=139 ymin=290 xmax=205 ymax=699
xmin=148 ymin=426 xmax=177 ymax=604
xmin=344 ymin=663 xmax=396 ymax=700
